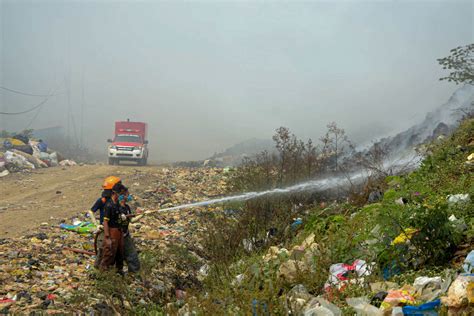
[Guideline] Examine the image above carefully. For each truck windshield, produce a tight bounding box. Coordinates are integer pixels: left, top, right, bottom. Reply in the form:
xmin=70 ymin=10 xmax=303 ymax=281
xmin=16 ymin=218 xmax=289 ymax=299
xmin=114 ymin=135 xmax=141 ymax=143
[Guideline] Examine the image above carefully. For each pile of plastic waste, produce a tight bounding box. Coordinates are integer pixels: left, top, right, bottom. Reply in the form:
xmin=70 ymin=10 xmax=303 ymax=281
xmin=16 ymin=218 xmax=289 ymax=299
xmin=0 ymin=136 xmax=77 ymax=178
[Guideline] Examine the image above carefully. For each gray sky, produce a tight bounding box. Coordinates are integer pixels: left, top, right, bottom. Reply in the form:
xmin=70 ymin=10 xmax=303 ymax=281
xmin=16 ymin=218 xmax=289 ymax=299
xmin=1 ymin=0 xmax=473 ymax=161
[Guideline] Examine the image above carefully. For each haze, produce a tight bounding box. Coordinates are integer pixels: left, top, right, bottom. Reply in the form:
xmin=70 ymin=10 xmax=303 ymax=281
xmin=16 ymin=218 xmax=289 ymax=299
xmin=1 ymin=0 xmax=473 ymax=162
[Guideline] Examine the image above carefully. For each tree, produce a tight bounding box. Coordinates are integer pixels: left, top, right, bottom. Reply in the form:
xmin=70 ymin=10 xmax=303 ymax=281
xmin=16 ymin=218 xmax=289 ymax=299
xmin=303 ymin=138 xmax=318 ymax=179
xmin=320 ymin=122 xmax=352 ymax=172
xmin=272 ymin=127 xmax=292 ymax=185
xmin=438 ymin=44 xmax=474 ymax=84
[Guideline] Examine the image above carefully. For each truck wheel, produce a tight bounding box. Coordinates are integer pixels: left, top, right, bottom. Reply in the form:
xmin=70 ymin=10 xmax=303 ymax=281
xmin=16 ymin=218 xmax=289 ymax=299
xmin=142 ymin=157 xmax=147 ymax=166
xmin=108 ymin=158 xmax=114 ymax=165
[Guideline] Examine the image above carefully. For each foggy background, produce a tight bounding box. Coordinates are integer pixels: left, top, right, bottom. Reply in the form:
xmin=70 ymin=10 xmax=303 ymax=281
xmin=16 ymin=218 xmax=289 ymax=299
xmin=0 ymin=1 xmax=472 ymax=162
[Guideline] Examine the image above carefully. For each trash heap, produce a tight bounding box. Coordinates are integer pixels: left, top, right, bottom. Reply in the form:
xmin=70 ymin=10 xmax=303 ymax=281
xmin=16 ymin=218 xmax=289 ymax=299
xmin=0 ymin=135 xmax=77 ymax=178
xmin=254 ymin=236 xmax=474 ymax=316
xmin=183 ymin=118 xmax=474 ymax=315
xmin=0 ymin=167 xmax=228 ymax=314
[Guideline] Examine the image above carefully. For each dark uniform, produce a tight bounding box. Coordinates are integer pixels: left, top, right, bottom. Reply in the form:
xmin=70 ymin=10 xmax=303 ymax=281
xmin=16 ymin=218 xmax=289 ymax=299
xmin=91 ymin=191 xmax=111 ymax=268
xmin=119 ymin=203 xmax=141 ymax=273
xmin=91 ymin=196 xmax=107 ymax=224
xmin=100 ymin=199 xmax=124 ymax=271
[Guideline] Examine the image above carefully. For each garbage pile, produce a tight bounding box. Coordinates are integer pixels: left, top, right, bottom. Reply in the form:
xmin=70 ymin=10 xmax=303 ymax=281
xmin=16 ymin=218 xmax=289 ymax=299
xmin=247 ymin=235 xmax=474 ymax=315
xmin=0 ymin=167 xmax=228 ymax=314
xmin=0 ymin=135 xmax=77 ymax=177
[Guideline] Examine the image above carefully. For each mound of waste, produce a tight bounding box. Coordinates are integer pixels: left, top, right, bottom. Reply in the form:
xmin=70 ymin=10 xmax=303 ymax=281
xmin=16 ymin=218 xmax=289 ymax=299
xmin=0 ymin=135 xmax=78 ymax=178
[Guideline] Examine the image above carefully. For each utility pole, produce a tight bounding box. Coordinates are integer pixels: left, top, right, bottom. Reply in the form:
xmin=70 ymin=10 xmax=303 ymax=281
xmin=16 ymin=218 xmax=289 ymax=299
xmin=81 ymin=70 xmax=84 ymax=148
xmin=66 ymin=33 xmax=71 ymax=149
xmin=0 ymin=1 xmax=5 ymax=131
xmin=66 ymin=72 xmax=71 ymax=147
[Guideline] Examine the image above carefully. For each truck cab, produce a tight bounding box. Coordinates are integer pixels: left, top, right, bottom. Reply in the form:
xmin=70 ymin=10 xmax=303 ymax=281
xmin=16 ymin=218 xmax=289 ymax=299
xmin=107 ymin=120 xmax=149 ymax=165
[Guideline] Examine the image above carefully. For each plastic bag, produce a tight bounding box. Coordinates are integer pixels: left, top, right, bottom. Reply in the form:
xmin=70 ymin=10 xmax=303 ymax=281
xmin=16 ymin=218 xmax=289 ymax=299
xmin=325 ymin=259 xmax=373 ymax=290
xmin=413 ymin=276 xmax=442 ymax=301
xmin=447 ymin=194 xmax=470 ymax=204
xmin=346 ymin=297 xmax=382 ymax=316
xmin=402 ymin=299 xmax=440 ymax=316
xmin=391 ymin=228 xmax=418 ymax=245
xmin=49 ymin=152 xmax=58 ymax=166
xmin=4 ymin=151 xmax=35 ymax=170
xmin=441 ymin=274 xmax=474 ymax=308
xmin=304 ymin=297 xmax=342 ymax=316
xmin=59 ymin=221 xmax=97 ymax=234
xmin=463 ymin=250 xmax=474 ymax=273
xmin=380 ymin=287 xmax=416 ymax=312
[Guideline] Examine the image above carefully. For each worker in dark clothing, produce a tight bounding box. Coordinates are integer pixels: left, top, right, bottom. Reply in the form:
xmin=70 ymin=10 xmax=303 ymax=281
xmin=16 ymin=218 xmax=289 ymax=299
xmin=90 ymin=176 xmax=122 ymax=224
xmin=100 ymin=182 xmax=126 ymax=272
xmin=90 ymin=176 xmax=122 ymax=269
xmin=118 ymin=188 xmax=141 ymax=273
xmin=90 ymin=190 xmax=111 ymax=224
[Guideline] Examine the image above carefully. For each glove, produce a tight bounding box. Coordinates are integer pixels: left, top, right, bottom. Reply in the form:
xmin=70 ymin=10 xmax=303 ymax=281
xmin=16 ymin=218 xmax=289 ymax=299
xmin=93 ymin=225 xmax=103 ymax=234
xmin=120 ymin=214 xmax=127 ymax=221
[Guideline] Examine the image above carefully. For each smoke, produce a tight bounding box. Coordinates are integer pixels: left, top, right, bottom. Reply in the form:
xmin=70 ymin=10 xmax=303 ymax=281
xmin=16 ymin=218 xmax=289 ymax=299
xmin=148 ymin=84 xmax=473 ymax=212
xmin=1 ymin=1 xmax=472 ymax=161
xmin=375 ymin=84 xmax=474 ymax=156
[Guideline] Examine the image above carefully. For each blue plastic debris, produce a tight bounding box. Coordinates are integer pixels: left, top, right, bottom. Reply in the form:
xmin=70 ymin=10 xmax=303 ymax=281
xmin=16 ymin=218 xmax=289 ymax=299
xmin=402 ymin=299 xmax=441 ymax=316
xmin=291 ymin=218 xmax=303 ymax=230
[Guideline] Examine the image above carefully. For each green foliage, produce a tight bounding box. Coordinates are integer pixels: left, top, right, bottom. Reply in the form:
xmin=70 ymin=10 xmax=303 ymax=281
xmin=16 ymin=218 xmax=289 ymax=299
xmin=139 ymin=249 xmax=162 ymax=282
xmin=409 ymin=201 xmax=462 ymax=264
xmin=132 ymin=304 xmax=165 ymax=315
xmin=187 ymin=119 xmax=474 ymax=314
xmin=438 ymin=43 xmax=474 ymax=84
xmin=229 ymin=123 xmax=352 ymax=193
xmin=374 ymin=119 xmax=474 ymax=271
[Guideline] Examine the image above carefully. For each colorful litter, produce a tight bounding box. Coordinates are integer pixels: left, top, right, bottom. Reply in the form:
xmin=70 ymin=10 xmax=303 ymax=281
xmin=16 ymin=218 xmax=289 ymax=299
xmin=59 ymin=221 xmax=97 ymax=234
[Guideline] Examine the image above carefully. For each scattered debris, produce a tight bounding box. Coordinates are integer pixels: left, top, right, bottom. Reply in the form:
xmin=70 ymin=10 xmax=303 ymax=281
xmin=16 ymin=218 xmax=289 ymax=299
xmin=441 ymin=274 xmax=474 ymax=309
xmin=447 ymin=193 xmax=470 ymax=204
xmin=346 ymin=297 xmax=382 ymax=316
xmin=380 ymin=287 xmax=416 ymax=313
xmin=463 ymin=250 xmax=474 ymax=273
xmin=0 ymin=167 xmax=228 ymax=313
xmin=324 ymin=260 xmax=373 ymax=291
xmin=391 ymin=228 xmax=418 ymax=246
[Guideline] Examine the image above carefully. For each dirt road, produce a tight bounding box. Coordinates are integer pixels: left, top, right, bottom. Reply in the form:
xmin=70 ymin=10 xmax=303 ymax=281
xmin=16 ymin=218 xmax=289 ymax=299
xmin=0 ymin=164 xmax=161 ymax=238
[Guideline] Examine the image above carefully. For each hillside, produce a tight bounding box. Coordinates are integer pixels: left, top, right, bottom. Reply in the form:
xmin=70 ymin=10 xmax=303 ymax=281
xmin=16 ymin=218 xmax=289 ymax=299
xmin=1 ymin=119 xmax=471 ymax=315
xmin=375 ymin=84 xmax=474 ymax=155
xmin=205 ymin=85 xmax=474 ymax=169
xmin=190 ymin=117 xmax=474 ymax=315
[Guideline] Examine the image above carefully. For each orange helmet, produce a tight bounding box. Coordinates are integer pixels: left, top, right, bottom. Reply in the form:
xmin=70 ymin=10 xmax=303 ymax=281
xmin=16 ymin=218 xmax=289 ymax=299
xmin=102 ymin=176 xmax=121 ymax=190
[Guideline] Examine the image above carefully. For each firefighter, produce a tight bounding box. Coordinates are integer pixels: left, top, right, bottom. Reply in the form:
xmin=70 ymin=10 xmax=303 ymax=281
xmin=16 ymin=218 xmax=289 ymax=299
xmin=90 ymin=176 xmax=121 ymax=268
xmin=118 ymin=188 xmax=141 ymax=273
xmin=100 ymin=182 xmax=127 ymax=272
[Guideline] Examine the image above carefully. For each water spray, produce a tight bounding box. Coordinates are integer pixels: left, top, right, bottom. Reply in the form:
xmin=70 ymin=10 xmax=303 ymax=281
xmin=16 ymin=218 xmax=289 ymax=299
xmin=138 ymin=171 xmax=367 ymax=218
xmin=136 ymin=153 xmax=420 ymax=219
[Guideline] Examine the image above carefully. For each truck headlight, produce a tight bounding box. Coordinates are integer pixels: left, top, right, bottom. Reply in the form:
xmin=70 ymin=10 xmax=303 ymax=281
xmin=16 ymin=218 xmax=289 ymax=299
xmin=110 ymin=145 xmax=117 ymax=150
